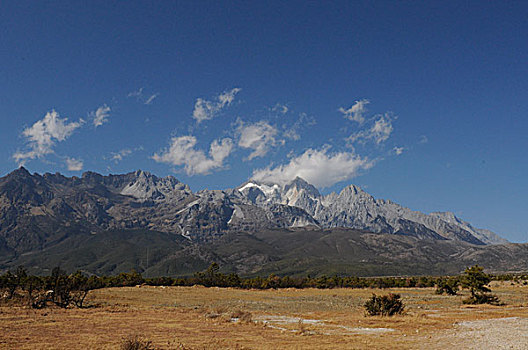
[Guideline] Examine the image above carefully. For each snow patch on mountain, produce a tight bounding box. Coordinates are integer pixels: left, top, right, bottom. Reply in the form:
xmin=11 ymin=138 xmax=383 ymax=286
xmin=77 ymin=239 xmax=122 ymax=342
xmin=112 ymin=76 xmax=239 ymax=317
xmin=237 ymin=176 xmax=506 ymax=245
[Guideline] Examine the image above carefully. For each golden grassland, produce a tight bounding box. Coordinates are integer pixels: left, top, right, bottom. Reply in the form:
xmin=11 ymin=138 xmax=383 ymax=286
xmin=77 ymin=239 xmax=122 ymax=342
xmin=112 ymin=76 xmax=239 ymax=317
xmin=1 ymin=281 xmax=527 ymax=349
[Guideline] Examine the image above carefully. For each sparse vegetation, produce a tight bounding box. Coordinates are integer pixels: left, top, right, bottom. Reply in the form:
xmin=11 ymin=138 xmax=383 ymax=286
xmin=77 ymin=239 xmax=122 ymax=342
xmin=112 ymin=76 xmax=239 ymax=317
xmin=0 ymin=266 xmax=104 ymax=309
xmin=1 ymin=282 xmax=527 ymax=349
xmin=364 ymin=293 xmax=405 ymax=316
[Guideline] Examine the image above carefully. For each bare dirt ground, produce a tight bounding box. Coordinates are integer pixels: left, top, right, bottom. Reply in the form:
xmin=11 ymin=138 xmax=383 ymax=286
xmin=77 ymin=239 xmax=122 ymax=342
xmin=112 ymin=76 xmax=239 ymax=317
xmin=1 ymin=281 xmax=527 ymax=349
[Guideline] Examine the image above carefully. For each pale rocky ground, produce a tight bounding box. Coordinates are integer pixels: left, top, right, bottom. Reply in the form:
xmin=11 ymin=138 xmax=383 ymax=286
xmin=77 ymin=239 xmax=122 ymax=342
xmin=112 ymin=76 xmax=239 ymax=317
xmin=421 ymin=317 xmax=528 ymax=350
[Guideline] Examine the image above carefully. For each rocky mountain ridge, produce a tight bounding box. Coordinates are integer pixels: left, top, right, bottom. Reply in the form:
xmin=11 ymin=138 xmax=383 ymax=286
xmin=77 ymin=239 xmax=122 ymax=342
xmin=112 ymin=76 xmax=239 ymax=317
xmin=234 ymin=177 xmax=507 ymax=245
xmin=0 ymin=168 xmax=507 ymax=258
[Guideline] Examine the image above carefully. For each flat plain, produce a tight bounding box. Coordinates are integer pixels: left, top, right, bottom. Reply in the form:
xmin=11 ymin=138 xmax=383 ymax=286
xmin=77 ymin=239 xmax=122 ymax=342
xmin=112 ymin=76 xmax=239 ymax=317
xmin=1 ymin=281 xmax=527 ymax=349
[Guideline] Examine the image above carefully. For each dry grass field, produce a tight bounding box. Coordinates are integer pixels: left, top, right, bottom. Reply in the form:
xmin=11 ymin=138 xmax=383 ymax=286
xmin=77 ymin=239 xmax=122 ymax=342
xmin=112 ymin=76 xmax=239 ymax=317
xmin=1 ymin=281 xmax=528 ymax=349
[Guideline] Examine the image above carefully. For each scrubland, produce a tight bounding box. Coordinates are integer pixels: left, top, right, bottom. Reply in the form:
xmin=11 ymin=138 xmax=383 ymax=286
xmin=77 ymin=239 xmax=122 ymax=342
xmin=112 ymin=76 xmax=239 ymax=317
xmin=1 ymin=281 xmax=527 ymax=349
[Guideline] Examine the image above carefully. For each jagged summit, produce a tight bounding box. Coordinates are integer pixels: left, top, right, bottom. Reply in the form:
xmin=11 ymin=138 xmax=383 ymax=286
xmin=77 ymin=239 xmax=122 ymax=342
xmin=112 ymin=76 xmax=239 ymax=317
xmin=340 ymin=184 xmax=369 ymax=196
xmin=118 ymin=170 xmax=190 ymax=202
xmin=6 ymin=166 xmax=32 ymax=179
xmin=284 ymin=176 xmax=321 ymax=198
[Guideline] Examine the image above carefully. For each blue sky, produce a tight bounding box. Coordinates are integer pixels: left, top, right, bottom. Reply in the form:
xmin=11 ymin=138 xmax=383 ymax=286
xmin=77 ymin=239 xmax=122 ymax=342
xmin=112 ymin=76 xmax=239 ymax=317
xmin=1 ymin=1 xmax=527 ymax=242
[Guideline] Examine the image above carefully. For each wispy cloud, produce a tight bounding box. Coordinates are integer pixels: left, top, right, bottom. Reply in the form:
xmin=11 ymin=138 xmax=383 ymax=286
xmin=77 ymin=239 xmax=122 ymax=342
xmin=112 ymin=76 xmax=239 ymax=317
xmin=13 ymin=110 xmax=84 ymax=166
xmin=348 ymin=113 xmax=393 ymax=145
xmin=339 ymin=99 xmax=369 ymax=124
xmin=393 ymin=146 xmax=405 ymax=155
xmin=283 ymin=112 xmax=316 ymax=141
xmin=127 ymin=87 xmax=159 ymax=105
xmin=127 ymin=87 xmax=144 ymax=99
xmin=144 ymin=93 xmax=159 ymax=105
xmin=270 ymin=103 xmax=289 ymax=114
xmin=419 ymin=135 xmax=428 ymax=144
xmin=152 ymin=136 xmax=234 ymax=175
xmin=252 ymin=147 xmax=373 ymax=188
xmin=192 ymin=88 xmax=241 ymax=123
xmin=236 ymin=120 xmax=281 ymax=160
xmin=91 ymin=104 xmax=111 ymax=127
xmin=111 ymin=148 xmax=132 ymax=162
xmin=108 ymin=146 xmax=144 ymax=163
xmin=65 ymin=157 xmax=83 ymax=171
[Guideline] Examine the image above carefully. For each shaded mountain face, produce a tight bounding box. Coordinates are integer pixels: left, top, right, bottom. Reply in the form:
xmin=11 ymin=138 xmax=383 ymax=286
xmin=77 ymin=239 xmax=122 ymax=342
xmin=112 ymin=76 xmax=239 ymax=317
xmin=0 ymin=168 xmax=506 ymax=258
xmin=3 ymin=227 xmax=526 ymax=277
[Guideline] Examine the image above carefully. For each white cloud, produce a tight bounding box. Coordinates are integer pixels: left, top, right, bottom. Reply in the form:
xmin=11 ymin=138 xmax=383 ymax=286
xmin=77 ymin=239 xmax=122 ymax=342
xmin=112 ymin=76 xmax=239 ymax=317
xmin=91 ymin=104 xmax=111 ymax=127
xmin=210 ymin=138 xmax=234 ymax=164
xmin=144 ymin=94 xmax=158 ymax=105
xmin=371 ymin=115 xmax=393 ymax=143
xmin=252 ymin=147 xmax=374 ymax=188
xmin=237 ymin=120 xmax=280 ymax=160
xmin=192 ymin=88 xmax=241 ymax=123
xmin=348 ymin=113 xmax=393 ymax=145
xmin=339 ymin=99 xmax=369 ymax=124
xmin=13 ymin=110 xmax=84 ymax=165
xmin=419 ymin=135 xmax=428 ymax=144
xmin=66 ymin=157 xmax=83 ymax=171
xmin=393 ymin=146 xmax=405 ymax=155
xmin=152 ymin=136 xmax=234 ymax=175
xmin=218 ymin=88 xmax=240 ymax=105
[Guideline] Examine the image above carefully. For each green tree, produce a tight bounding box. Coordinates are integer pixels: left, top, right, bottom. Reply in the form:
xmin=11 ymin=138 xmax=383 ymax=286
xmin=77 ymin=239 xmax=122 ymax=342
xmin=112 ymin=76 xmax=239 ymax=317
xmin=460 ymin=265 xmax=501 ymax=305
xmin=69 ymin=271 xmax=102 ymax=308
xmin=48 ymin=267 xmax=72 ymax=308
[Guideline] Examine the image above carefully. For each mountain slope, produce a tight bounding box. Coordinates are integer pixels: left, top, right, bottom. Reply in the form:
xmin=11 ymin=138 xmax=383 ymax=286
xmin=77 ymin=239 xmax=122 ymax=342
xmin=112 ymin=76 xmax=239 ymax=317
xmin=2 ymin=227 xmax=526 ymax=277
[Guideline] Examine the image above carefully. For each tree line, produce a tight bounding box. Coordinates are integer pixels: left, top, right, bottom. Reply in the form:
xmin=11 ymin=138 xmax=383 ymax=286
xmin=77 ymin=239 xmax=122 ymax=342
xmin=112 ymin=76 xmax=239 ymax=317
xmin=1 ymin=263 xmax=523 ymax=308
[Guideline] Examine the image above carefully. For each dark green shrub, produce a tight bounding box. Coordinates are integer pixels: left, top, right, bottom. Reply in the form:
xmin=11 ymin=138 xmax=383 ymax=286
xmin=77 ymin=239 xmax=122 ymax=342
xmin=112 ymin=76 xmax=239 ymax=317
xmin=462 ymin=292 xmax=502 ymax=305
xmin=364 ymin=293 xmax=405 ymax=316
xmin=435 ymin=277 xmax=459 ymax=295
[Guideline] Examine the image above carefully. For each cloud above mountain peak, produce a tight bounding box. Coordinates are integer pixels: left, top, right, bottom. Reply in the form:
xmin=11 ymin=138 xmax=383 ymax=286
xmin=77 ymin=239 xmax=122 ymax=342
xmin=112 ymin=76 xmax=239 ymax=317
xmin=252 ymin=147 xmax=374 ymax=188
xmin=13 ymin=110 xmax=84 ymax=166
xmin=152 ymin=135 xmax=234 ymax=175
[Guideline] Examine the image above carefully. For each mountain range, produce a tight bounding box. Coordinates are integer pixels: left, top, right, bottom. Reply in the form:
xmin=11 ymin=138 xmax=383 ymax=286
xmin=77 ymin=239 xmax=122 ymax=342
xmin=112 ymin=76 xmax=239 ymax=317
xmin=0 ymin=167 xmax=524 ymax=277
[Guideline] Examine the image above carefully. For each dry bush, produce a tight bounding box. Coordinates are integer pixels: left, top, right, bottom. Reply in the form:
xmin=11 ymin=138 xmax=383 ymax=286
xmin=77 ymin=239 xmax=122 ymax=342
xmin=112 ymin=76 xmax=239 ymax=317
xmin=297 ymin=319 xmax=307 ymax=335
xmin=230 ymin=309 xmax=253 ymax=323
xmin=364 ymin=293 xmax=405 ymax=316
xmin=120 ymin=335 xmax=154 ymax=350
